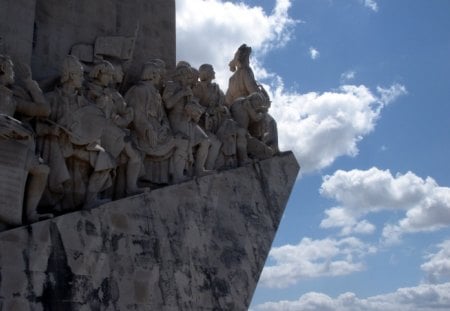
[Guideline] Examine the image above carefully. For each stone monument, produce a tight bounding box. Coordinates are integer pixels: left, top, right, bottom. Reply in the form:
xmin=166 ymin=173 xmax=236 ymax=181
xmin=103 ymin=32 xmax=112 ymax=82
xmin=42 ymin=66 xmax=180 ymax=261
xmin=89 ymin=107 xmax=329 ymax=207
xmin=0 ymin=1 xmax=299 ymax=310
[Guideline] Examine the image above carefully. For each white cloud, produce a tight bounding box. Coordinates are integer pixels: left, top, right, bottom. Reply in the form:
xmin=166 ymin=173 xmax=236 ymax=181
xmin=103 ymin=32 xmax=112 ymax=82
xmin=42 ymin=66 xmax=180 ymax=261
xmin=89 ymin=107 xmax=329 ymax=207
xmin=309 ymin=47 xmax=320 ymax=60
xmin=421 ymin=240 xmax=450 ymax=284
xmin=253 ymin=282 xmax=450 ymax=311
xmin=340 ymin=70 xmax=356 ymax=83
xmin=377 ymin=83 xmax=408 ymax=106
xmin=270 ymin=84 xmax=404 ymax=173
xmin=176 ymin=0 xmax=296 ymax=87
xmin=259 ymin=237 xmax=375 ymax=288
xmin=362 ymin=0 xmax=379 ymax=12
xmin=318 ymin=168 xmax=450 ymax=242
xmin=176 ymin=0 xmax=406 ymax=174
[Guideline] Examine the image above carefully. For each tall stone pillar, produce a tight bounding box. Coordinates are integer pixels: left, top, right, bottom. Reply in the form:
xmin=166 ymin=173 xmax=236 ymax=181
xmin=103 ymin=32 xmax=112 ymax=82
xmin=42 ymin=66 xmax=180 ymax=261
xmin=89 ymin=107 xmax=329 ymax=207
xmin=1 ymin=0 xmax=175 ymax=82
xmin=32 ymin=0 xmax=175 ymax=82
xmin=0 ymin=0 xmax=37 ymax=65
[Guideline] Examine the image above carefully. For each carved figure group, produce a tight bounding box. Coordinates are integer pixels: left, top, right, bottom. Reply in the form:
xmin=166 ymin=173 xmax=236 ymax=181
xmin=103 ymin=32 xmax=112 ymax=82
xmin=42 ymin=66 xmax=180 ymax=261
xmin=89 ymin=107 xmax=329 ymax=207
xmin=0 ymin=43 xmax=279 ymax=230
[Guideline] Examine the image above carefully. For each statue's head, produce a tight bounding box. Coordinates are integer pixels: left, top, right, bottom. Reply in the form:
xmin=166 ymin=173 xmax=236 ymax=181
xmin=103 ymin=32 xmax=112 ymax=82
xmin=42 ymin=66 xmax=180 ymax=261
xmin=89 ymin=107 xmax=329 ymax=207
xmin=89 ymin=60 xmax=115 ymax=86
xmin=141 ymin=61 xmax=162 ymax=83
xmin=176 ymin=61 xmax=198 ymax=86
xmin=61 ymin=55 xmax=84 ymax=89
xmin=0 ymin=54 xmax=14 ymax=86
xmin=229 ymin=44 xmax=252 ymax=72
xmin=247 ymin=92 xmax=268 ymax=112
xmin=151 ymin=59 xmax=166 ymax=81
xmin=199 ymin=64 xmax=215 ymax=82
xmin=173 ymin=63 xmax=193 ymax=86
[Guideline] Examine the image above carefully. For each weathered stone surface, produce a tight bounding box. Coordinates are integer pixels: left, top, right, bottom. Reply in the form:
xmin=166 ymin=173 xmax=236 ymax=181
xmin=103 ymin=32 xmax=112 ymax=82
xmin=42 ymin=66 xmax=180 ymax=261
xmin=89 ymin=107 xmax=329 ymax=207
xmin=0 ymin=0 xmax=175 ymax=82
xmin=0 ymin=0 xmax=36 ymax=65
xmin=0 ymin=152 xmax=299 ymax=310
xmin=32 ymin=0 xmax=175 ymax=82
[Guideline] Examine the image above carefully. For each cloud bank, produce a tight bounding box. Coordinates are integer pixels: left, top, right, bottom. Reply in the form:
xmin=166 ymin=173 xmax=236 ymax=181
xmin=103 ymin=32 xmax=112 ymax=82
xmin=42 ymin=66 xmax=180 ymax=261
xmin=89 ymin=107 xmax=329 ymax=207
xmin=259 ymin=237 xmax=375 ymax=288
xmin=421 ymin=240 xmax=450 ymax=284
xmin=319 ymin=168 xmax=450 ymax=242
xmin=253 ymin=282 xmax=450 ymax=311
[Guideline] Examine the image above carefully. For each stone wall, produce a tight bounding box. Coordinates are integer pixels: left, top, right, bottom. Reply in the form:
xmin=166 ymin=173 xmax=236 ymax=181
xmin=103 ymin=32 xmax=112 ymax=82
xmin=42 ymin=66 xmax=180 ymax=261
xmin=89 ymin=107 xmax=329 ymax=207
xmin=0 ymin=0 xmax=37 ymax=65
xmin=0 ymin=153 xmax=299 ymax=310
xmin=0 ymin=0 xmax=175 ymax=82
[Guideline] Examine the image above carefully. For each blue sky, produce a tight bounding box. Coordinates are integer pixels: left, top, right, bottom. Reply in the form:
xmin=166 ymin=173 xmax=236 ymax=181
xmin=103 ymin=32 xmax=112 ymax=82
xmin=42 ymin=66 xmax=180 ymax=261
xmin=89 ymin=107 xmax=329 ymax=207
xmin=176 ymin=0 xmax=450 ymax=309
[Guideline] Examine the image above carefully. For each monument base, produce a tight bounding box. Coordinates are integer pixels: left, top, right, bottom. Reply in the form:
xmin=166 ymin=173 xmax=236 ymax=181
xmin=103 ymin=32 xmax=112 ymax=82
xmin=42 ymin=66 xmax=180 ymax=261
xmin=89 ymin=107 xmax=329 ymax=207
xmin=0 ymin=152 xmax=299 ymax=311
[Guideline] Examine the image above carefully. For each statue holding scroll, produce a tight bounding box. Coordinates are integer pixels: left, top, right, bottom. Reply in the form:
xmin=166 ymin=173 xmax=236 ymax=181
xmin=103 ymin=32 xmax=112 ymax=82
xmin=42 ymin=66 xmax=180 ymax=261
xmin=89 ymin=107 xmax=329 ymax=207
xmin=0 ymin=54 xmax=50 ymax=226
xmin=86 ymin=60 xmax=144 ymax=197
xmin=38 ymin=55 xmax=115 ymax=211
xmin=125 ymin=60 xmax=190 ymax=184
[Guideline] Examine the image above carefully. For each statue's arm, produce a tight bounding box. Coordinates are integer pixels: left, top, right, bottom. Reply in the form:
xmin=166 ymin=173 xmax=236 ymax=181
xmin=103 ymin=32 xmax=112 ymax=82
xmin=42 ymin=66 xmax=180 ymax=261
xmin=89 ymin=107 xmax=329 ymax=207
xmin=15 ymin=80 xmax=51 ymax=117
xmin=243 ymin=68 xmax=260 ymax=94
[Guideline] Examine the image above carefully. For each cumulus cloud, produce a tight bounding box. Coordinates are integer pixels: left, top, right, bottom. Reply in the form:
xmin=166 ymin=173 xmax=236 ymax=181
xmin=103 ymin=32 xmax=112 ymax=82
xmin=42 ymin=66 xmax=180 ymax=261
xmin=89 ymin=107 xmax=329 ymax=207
xmin=318 ymin=168 xmax=450 ymax=241
xmin=259 ymin=237 xmax=375 ymax=288
xmin=361 ymin=0 xmax=379 ymax=12
xmin=176 ymin=0 xmax=406 ymax=174
xmin=270 ymin=83 xmax=406 ymax=173
xmin=309 ymin=47 xmax=320 ymax=60
xmin=421 ymin=240 xmax=450 ymax=284
xmin=252 ymin=282 xmax=450 ymax=311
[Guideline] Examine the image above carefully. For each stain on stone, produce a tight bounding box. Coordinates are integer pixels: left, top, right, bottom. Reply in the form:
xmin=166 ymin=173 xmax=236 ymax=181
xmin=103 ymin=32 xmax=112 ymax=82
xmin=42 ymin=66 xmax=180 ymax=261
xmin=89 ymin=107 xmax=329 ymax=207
xmin=99 ymin=277 xmax=119 ymax=307
xmin=110 ymin=213 xmax=128 ymax=230
xmin=111 ymin=233 xmax=125 ymax=252
xmin=220 ymin=245 xmax=246 ymax=269
xmin=212 ymin=278 xmax=230 ymax=297
xmin=41 ymin=222 xmax=76 ymax=310
xmin=23 ymin=247 xmax=36 ymax=304
xmin=84 ymin=220 xmax=98 ymax=236
xmin=76 ymin=220 xmax=83 ymax=233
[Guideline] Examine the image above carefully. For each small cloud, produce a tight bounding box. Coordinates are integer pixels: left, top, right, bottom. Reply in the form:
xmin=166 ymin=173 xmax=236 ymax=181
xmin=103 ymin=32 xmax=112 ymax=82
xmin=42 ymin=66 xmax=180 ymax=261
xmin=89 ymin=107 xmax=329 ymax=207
xmin=381 ymin=145 xmax=388 ymax=152
xmin=340 ymin=70 xmax=356 ymax=83
xmin=362 ymin=0 xmax=378 ymax=12
xmin=309 ymin=47 xmax=320 ymax=60
xmin=377 ymin=83 xmax=407 ymax=106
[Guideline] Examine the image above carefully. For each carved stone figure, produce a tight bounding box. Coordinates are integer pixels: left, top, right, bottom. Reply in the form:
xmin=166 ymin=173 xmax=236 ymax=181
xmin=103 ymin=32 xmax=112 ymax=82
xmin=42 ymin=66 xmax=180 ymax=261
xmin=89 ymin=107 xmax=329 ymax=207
xmin=125 ymin=60 xmax=189 ymax=184
xmin=0 ymin=54 xmax=50 ymax=226
xmin=38 ymin=55 xmax=115 ymax=211
xmin=193 ymin=64 xmax=248 ymax=168
xmin=226 ymin=44 xmax=279 ymax=155
xmin=225 ymin=44 xmax=260 ymax=107
xmin=231 ymin=92 xmax=276 ymax=160
xmin=163 ymin=64 xmax=216 ymax=176
xmin=86 ymin=60 xmax=144 ymax=197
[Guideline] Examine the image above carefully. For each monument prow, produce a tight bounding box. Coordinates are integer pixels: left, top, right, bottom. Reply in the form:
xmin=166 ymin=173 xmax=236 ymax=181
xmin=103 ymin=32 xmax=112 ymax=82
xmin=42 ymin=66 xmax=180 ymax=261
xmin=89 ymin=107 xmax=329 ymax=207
xmin=0 ymin=152 xmax=299 ymax=310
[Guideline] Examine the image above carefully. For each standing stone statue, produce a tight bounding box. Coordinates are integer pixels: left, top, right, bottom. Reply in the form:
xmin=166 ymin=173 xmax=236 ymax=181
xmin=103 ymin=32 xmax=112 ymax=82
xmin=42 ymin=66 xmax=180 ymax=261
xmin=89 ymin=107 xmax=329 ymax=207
xmin=226 ymin=44 xmax=279 ymax=155
xmin=125 ymin=60 xmax=190 ymax=184
xmin=0 ymin=54 xmax=50 ymax=226
xmin=86 ymin=60 xmax=144 ymax=196
xmin=163 ymin=64 xmax=215 ymax=176
xmin=38 ymin=55 xmax=115 ymax=211
xmin=225 ymin=44 xmax=260 ymax=107
xmin=193 ymin=63 xmax=248 ymax=168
